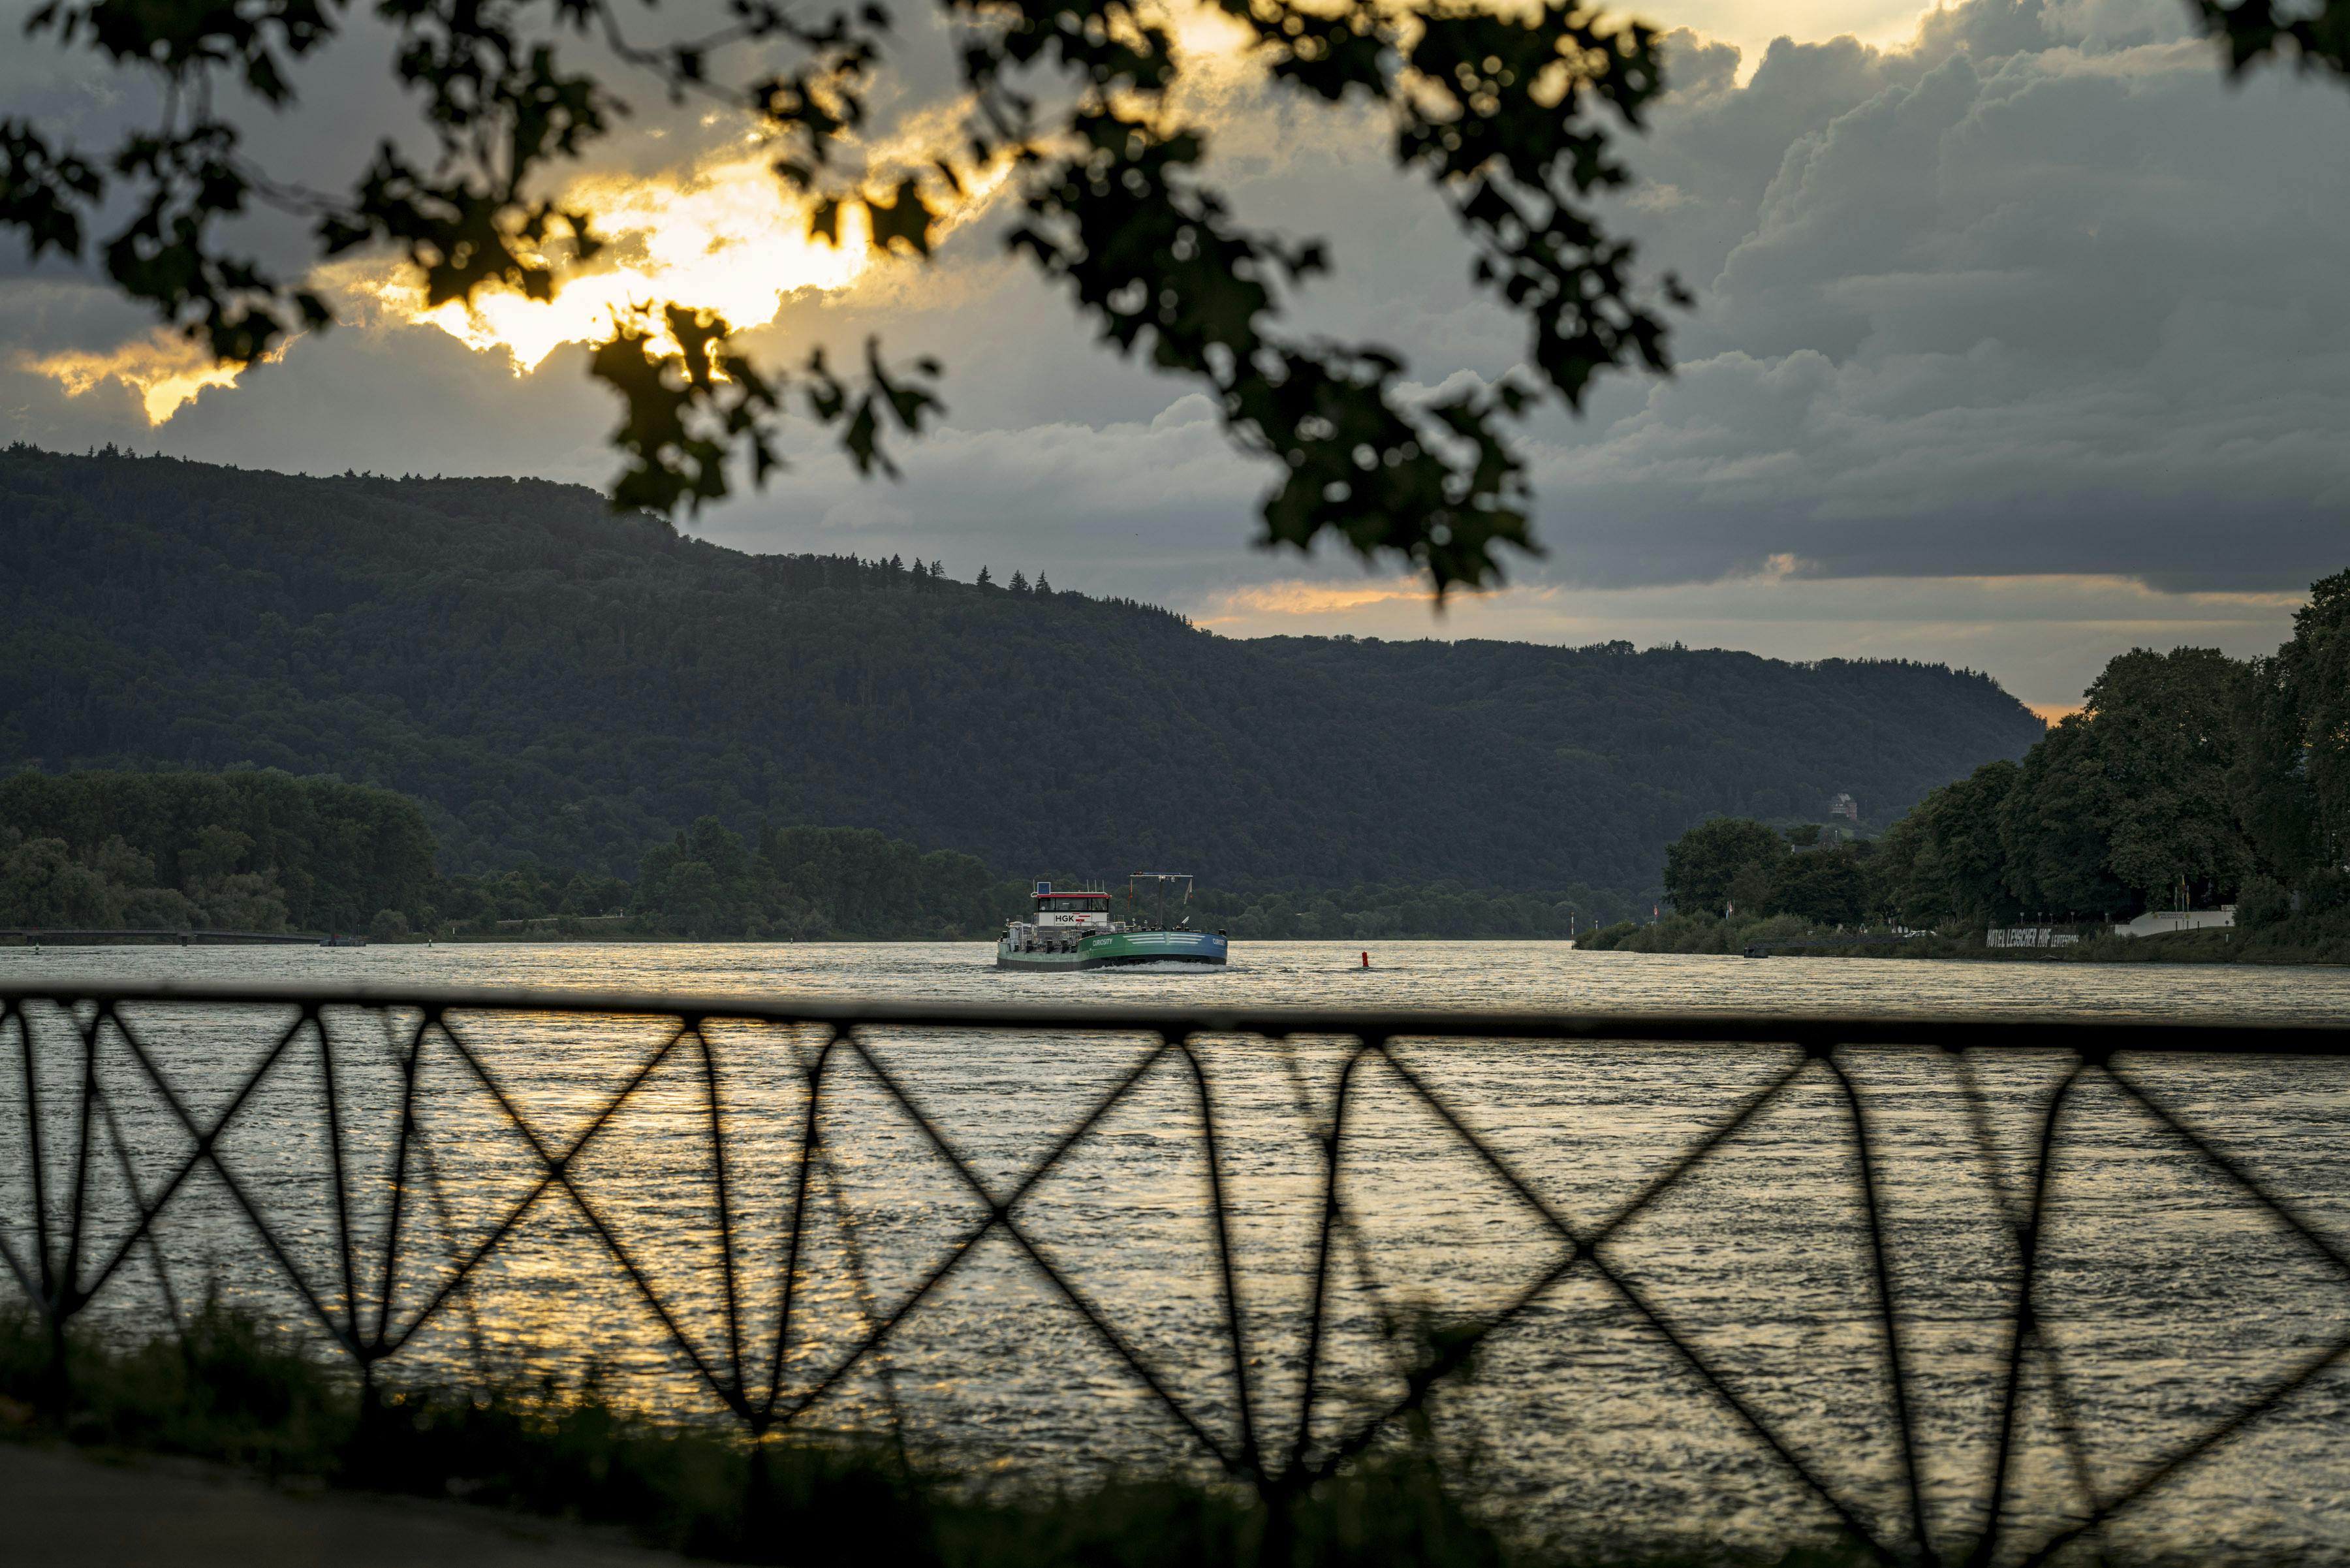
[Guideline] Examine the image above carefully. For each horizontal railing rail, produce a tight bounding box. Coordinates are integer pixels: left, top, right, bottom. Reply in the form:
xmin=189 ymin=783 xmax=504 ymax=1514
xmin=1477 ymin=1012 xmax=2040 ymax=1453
xmin=7 ymin=979 xmax=2350 ymax=1052
xmin=2 ymin=982 xmax=2346 ymax=1568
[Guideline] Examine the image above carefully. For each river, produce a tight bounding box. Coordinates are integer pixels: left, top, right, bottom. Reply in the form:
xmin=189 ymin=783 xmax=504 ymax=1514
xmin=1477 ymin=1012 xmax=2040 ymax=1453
xmin=3 ymin=941 xmax=2347 ymax=1561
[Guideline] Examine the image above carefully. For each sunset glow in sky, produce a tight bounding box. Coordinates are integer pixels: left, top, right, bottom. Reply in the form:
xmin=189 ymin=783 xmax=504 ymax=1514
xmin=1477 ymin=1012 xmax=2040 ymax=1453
xmin=31 ymin=102 xmax=1015 ymax=416
xmin=30 ymin=334 xmax=259 ymax=424
xmin=337 ymin=145 xmax=1013 ymax=375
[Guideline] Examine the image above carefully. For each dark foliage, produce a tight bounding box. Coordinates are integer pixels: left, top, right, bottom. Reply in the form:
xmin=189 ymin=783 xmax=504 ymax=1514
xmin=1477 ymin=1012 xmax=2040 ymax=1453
xmin=0 ymin=0 xmax=1687 ymax=592
xmin=1646 ymin=816 xmax=1870 ymax=926
xmin=1767 ymin=849 xmax=1868 ymax=928
xmin=2235 ymin=569 xmax=2350 ymax=878
xmin=0 ymin=766 xmax=435 ymax=932
xmin=2195 ymin=0 xmax=2350 ymax=77
xmin=0 ymin=450 xmax=2044 ymax=901
xmin=1868 ymin=761 xmax=2024 ymax=928
xmin=1661 ymin=818 xmax=1785 ymax=915
xmin=1875 ymin=647 xmax=2260 ymax=927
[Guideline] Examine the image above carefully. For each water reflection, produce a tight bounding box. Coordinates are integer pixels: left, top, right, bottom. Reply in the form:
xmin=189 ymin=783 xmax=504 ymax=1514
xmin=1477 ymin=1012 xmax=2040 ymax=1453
xmin=2 ymin=944 xmax=2347 ymax=1561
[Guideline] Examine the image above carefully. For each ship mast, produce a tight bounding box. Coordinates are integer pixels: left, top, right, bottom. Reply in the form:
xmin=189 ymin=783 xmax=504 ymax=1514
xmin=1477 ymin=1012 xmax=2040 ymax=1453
xmin=1126 ymin=872 xmax=1193 ymax=931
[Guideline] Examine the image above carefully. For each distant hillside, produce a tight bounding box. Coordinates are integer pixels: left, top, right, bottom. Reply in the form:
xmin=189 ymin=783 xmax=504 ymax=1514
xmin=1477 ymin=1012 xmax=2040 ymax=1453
xmin=1249 ymin=637 xmax=2036 ymax=832
xmin=0 ymin=448 xmax=2045 ymax=896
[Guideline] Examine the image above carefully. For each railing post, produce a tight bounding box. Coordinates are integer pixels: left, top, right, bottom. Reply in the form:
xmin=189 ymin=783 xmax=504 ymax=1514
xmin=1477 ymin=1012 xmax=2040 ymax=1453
xmin=347 ymin=1353 xmax=388 ymax=1474
xmin=1255 ymin=1466 xmax=1303 ymax=1568
xmin=37 ymin=1297 xmax=70 ymax=1423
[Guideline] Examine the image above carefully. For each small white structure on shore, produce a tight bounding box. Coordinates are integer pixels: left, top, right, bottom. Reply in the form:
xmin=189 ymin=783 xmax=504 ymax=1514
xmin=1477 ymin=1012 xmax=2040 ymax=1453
xmin=2112 ymin=906 xmax=2235 ymax=938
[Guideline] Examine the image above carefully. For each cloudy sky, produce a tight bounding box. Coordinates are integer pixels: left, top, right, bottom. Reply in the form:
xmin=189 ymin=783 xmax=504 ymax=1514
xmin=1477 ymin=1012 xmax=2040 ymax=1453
xmin=4 ymin=0 xmax=2342 ymax=714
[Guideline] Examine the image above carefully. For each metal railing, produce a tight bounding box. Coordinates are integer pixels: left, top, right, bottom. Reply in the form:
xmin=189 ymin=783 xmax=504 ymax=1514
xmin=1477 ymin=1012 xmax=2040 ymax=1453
xmin=4 ymin=982 xmax=2349 ymax=1567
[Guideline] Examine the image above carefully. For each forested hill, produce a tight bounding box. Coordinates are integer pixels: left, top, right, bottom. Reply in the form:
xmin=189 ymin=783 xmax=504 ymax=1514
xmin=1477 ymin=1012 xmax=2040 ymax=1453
xmin=0 ymin=448 xmax=2044 ymax=896
xmin=1248 ymin=638 xmax=2040 ymax=832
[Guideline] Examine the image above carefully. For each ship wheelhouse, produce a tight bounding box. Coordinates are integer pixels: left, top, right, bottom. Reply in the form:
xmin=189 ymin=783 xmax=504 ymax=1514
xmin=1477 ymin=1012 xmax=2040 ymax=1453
xmin=1030 ymin=883 xmax=1112 ymax=930
xmin=1003 ymin=881 xmax=1114 ymax=956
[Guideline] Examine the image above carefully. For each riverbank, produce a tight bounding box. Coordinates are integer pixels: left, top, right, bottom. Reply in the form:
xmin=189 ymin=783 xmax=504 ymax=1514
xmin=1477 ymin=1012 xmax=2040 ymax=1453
xmin=1577 ymin=911 xmax=2350 ymax=965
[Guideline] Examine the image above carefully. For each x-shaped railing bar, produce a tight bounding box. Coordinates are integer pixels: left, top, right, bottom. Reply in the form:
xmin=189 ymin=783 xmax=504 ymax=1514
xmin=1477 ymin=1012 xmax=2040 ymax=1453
xmin=6 ymin=986 xmax=2350 ymax=1568
xmin=2003 ymin=1056 xmax=2350 ymax=1567
xmin=2 ymin=999 xmax=482 ymax=1377
xmin=1941 ymin=1039 xmax=2350 ymax=1568
xmin=35 ymin=1003 xmax=341 ymax=1344
xmin=388 ymin=1012 xmax=759 ymax=1415
xmin=5 ymin=997 xmax=740 ymax=1404
xmin=1954 ymin=1054 xmax=2092 ymax=1568
xmin=756 ymin=1029 xmax=1248 ymax=1466
xmin=91 ymin=1072 xmax=189 ymax=1342
xmin=369 ymin=1009 xmax=494 ymax=1380
xmin=1292 ymin=1039 xmax=1915 ymax=1561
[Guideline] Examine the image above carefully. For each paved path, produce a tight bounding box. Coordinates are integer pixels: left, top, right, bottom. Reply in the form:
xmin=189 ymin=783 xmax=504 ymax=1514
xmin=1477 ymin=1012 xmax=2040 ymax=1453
xmin=0 ymin=1441 xmax=689 ymax=1567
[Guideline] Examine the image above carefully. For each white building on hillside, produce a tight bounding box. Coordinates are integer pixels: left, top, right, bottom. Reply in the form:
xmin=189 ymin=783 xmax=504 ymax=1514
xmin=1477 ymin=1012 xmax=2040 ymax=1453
xmin=2113 ymin=907 xmax=2234 ymax=938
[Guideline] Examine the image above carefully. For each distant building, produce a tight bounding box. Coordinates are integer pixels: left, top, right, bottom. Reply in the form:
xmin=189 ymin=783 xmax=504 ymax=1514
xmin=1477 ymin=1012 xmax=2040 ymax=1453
xmin=1828 ymin=792 xmax=1859 ymax=823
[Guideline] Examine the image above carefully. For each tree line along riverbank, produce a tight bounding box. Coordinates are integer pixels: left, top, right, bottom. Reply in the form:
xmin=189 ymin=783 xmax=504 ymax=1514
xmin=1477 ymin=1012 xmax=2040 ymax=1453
xmin=1582 ymin=568 xmax=2350 ymax=966
xmin=1578 ymin=909 xmax=2346 ymax=965
xmin=0 ymin=770 xmax=1637 ymax=943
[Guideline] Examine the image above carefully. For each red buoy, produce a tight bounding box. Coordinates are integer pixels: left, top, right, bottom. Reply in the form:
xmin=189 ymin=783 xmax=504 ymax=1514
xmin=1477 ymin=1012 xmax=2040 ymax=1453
xmin=1360 ymin=950 xmax=1370 ymax=969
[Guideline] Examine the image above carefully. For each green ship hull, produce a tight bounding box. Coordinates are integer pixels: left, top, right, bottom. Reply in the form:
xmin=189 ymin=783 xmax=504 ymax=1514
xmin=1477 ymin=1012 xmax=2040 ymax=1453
xmin=995 ymin=928 xmax=1227 ymax=969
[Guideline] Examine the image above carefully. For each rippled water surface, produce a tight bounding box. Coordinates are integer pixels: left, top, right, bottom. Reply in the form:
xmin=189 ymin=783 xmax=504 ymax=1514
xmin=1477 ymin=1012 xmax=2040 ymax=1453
xmin=4 ymin=941 xmax=2348 ymax=1562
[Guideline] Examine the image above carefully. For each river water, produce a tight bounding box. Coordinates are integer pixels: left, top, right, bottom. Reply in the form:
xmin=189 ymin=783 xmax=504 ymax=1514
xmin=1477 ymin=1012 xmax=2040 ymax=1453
xmin=3 ymin=941 xmax=2348 ymax=1563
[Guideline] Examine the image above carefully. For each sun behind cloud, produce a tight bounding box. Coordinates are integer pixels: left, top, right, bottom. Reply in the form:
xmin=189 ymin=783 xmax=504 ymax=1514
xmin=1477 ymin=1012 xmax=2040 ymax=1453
xmin=342 ymin=128 xmax=1013 ymax=375
xmin=35 ymin=121 xmax=1012 ymax=427
xmin=345 ymin=155 xmax=864 ymax=372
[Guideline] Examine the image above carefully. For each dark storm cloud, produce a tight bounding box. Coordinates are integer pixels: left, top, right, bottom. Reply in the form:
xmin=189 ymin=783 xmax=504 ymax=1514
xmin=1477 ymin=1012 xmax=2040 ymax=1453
xmin=1529 ymin=1 xmax=2350 ymax=591
xmin=699 ymin=0 xmax=2350 ymax=601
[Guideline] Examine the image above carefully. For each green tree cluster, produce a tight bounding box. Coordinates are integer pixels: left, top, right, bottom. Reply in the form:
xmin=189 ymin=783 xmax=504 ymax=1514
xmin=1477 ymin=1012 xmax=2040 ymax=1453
xmin=2236 ymin=571 xmax=2350 ymax=892
xmin=432 ymin=860 xmax=634 ymax=935
xmin=1625 ymin=576 xmax=2350 ymax=943
xmin=1873 ymin=647 xmax=2251 ymax=927
xmin=1657 ymin=817 xmax=1872 ymax=926
xmin=0 ymin=769 xmax=436 ymax=932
